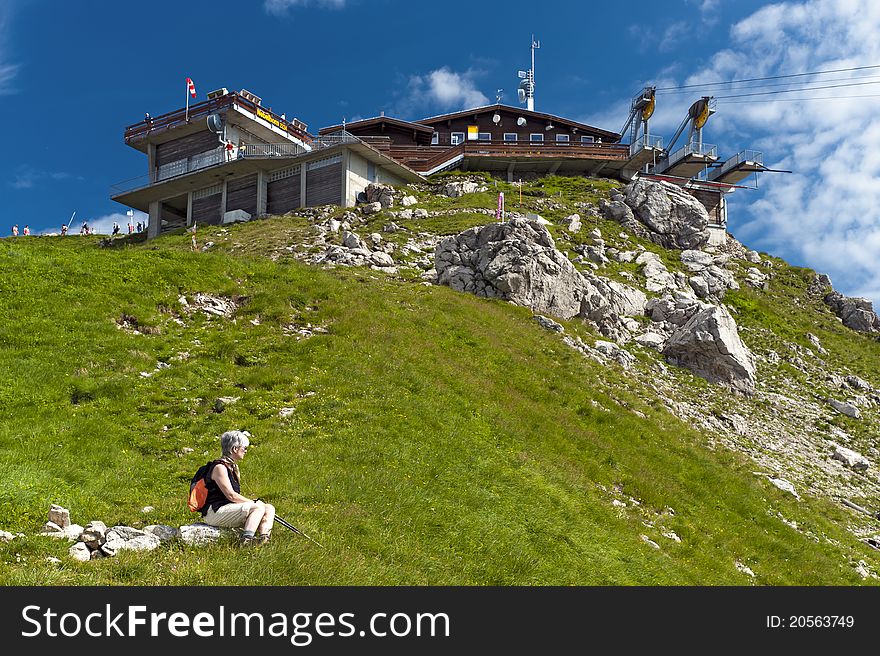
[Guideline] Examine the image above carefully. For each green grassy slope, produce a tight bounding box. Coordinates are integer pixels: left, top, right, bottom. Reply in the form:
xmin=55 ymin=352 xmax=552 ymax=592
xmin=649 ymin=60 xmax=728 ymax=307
xmin=0 ymin=187 xmax=877 ymax=585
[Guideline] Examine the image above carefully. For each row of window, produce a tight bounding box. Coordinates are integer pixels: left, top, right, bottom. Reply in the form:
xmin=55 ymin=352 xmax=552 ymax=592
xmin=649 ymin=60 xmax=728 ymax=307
xmin=436 ymin=132 xmax=597 ymax=145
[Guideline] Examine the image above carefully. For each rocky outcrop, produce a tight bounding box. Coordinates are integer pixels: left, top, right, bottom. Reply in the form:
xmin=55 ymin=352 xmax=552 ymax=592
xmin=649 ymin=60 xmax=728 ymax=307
xmin=662 ymin=305 xmax=757 ymax=394
xmin=824 ymin=291 xmax=880 ymax=332
xmin=435 ymin=219 xmax=646 ymax=337
xmin=601 ymin=179 xmax=710 ymax=250
xmin=363 ymin=183 xmax=395 ymax=208
xmin=440 ymin=180 xmax=488 ymax=198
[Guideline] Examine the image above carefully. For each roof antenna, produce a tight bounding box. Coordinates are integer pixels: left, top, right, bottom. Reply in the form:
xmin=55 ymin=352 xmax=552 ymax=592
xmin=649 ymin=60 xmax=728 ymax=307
xmin=496 ymin=89 xmax=504 ymax=103
xmin=517 ymin=36 xmax=539 ymax=111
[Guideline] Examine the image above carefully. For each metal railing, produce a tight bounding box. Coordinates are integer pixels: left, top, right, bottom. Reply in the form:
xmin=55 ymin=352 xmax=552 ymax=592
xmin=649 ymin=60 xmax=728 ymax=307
xmin=629 ymin=134 xmax=663 ymax=156
xmin=111 ymin=133 xmax=365 ymax=195
xmin=111 ymin=147 xmax=226 ymax=195
xmin=667 ymin=141 xmax=717 ymax=167
xmin=717 ymin=149 xmax=763 ymax=176
xmin=239 ymin=142 xmax=307 ymax=158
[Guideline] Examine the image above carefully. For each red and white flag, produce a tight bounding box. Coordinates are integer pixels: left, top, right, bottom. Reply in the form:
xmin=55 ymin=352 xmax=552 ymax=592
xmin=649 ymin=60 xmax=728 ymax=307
xmin=186 ymin=77 xmax=196 ymax=98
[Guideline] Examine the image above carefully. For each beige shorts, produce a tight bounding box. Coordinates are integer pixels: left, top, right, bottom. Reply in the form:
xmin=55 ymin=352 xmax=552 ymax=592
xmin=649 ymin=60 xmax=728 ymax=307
xmin=203 ymin=501 xmax=255 ymax=528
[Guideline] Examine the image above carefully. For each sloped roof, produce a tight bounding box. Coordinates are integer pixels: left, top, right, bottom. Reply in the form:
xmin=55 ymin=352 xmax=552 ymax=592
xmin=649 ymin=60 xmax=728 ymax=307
xmin=416 ymin=103 xmax=621 ymax=141
xmin=319 ymin=115 xmax=434 ymax=136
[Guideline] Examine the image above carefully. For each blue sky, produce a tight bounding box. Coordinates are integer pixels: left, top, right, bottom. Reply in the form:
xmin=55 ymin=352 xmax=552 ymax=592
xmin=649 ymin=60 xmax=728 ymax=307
xmin=2 ymin=0 xmax=879 ymax=303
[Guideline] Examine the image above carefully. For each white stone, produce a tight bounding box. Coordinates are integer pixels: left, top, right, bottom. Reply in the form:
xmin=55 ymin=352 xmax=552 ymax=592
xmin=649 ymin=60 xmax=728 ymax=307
xmin=735 ymin=561 xmax=756 ymax=577
xmin=179 ymin=523 xmax=227 ymax=546
xmin=0 ymin=530 xmax=15 ymax=543
xmin=832 ymin=445 xmax=870 ymax=472
xmin=79 ymin=521 xmax=108 ymax=549
xmin=279 ymin=407 xmax=296 ymax=418
xmin=361 ymin=202 xmax=382 ymax=215
xmin=768 ymin=477 xmax=800 ymax=500
xmin=69 ymin=542 xmax=91 ymax=562
xmin=401 ymin=195 xmax=417 ymax=207
xmin=640 ymin=535 xmax=661 ymax=549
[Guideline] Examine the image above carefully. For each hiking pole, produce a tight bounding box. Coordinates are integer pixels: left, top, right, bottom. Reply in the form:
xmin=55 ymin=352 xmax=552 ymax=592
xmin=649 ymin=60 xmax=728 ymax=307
xmin=274 ymin=514 xmax=324 ymax=548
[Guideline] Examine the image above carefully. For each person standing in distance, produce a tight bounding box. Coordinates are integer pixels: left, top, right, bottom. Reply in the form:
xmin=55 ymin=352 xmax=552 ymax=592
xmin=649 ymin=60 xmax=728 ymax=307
xmin=201 ymin=430 xmax=275 ymax=545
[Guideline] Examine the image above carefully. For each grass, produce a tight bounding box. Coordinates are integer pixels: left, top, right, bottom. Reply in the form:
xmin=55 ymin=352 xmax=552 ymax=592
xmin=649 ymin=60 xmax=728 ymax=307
xmin=0 ymin=178 xmax=878 ymax=585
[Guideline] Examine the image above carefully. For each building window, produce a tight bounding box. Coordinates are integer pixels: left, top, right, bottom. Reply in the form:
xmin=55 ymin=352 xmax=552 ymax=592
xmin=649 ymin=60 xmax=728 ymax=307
xmin=431 ymin=132 xmax=439 ymax=145
xmin=530 ymin=133 xmax=544 ymax=143
xmin=478 ymin=132 xmax=492 ymax=141
xmin=556 ymin=134 xmax=570 ymax=143
xmin=451 ymin=132 xmax=465 ymax=145
xmin=503 ymin=133 xmax=518 ymax=142
xmin=581 ymin=135 xmax=595 ymax=144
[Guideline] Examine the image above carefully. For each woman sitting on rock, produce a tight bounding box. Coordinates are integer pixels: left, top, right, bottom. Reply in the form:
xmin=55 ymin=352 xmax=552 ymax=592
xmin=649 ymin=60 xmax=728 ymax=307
xmin=202 ymin=430 xmax=275 ymax=545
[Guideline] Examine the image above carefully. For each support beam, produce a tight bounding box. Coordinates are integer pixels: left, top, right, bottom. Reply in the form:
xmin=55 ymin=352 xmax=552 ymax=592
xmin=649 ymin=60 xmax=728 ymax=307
xmin=548 ymin=161 xmax=561 ymax=175
xmin=506 ymin=161 xmax=516 ymax=183
xmin=220 ymin=179 xmax=228 ymax=220
xmin=147 ymin=200 xmax=160 ymax=238
xmin=256 ymin=171 xmax=267 ymax=216
xmin=341 ymin=149 xmax=351 ymax=207
xmin=186 ymin=192 xmax=193 ymax=227
xmin=300 ymin=160 xmax=307 ymax=208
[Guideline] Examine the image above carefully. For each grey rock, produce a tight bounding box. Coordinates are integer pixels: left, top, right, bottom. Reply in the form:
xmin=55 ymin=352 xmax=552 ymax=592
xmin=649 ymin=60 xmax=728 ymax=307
xmin=143 ymin=525 xmax=179 ymax=542
xmin=561 ymin=214 xmax=581 ymax=233
xmin=688 ymin=276 xmax=710 ymax=298
xmin=441 ymin=180 xmax=484 ymax=198
xmin=824 ymin=291 xmax=880 ymax=332
xmin=279 ymin=407 xmax=296 ymax=418
xmin=768 ymin=477 xmax=800 ymax=500
xmin=846 ymin=375 xmax=873 ymax=392
xmin=662 ymin=305 xmax=756 ymax=393
xmin=635 ymin=332 xmax=667 ymax=349
xmin=361 ymin=202 xmax=383 ymax=215
xmin=413 ymin=208 xmax=429 ymax=219
xmin=179 ymin=523 xmax=227 ymax=546
xmin=829 ymin=399 xmax=861 ymax=419
xmin=613 ymin=179 xmax=711 ymax=250
xmin=213 ymin=396 xmax=240 ymax=413
xmin=328 ymin=219 xmax=341 ymax=233
xmin=69 ymin=542 xmax=91 ymax=562
xmin=534 ymin=315 xmax=564 ymax=333
xmin=49 ymin=504 xmax=71 ymax=529
xmin=401 ymin=195 xmax=417 ymax=207
xmin=369 ymin=251 xmax=395 ymax=268
xmin=832 ymin=445 xmax=870 ymax=472
xmin=680 ymin=249 xmax=715 ymax=271
xmin=79 ymin=521 xmax=108 ymax=549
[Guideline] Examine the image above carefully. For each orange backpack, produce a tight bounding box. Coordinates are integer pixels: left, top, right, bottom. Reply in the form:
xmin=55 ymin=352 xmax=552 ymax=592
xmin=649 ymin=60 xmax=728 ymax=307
xmin=187 ymin=461 xmax=220 ymax=513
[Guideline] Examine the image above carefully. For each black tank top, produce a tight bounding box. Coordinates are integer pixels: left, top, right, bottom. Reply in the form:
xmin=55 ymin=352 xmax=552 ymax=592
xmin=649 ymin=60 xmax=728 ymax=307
xmin=203 ymin=460 xmax=241 ymax=514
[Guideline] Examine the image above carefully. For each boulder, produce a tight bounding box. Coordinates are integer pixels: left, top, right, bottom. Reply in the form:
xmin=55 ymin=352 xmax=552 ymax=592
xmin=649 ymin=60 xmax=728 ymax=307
xmin=413 ymin=209 xmax=429 ymax=219
xmin=342 ymin=231 xmax=365 ymax=250
xmin=832 ymin=445 xmax=870 ymax=472
xmin=435 ymin=219 xmax=645 ymax=337
xmin=829 ymin=399 xmax=861 ymax=419
xmin=824 ymin=292 xmax=880 ymax=332
xmin=364 ymin=183 xmax=395 ymax=208
xmin=361 ymin=202 xmax=383 ymax=215
xmin=179 ymin=523 xmax=228 ymax=546
xmin=441 ymin=180 xmax=484 ymax=198
xmin=603 ymin=179 xmax=711 ymax=249
xmin=662 ymin=305 xmax=756 ymax=393
xmin=69 ymin=542 xmax=91 ymax=562
xmin=144 ymin=525 xmax=179 ymax=542
xmin=401 ymin=195 xmax=417 ymax=207
xmin=561 ymin=214 xmax=582 ymax=233
xmin=79 ymin=521 xmax=108 ymax=549
xmin=369 ymin=251 xmax=395 ymax=268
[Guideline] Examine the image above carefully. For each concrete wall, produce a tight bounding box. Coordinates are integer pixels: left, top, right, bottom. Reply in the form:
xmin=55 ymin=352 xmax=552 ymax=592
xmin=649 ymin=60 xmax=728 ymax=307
xmin=377 ymin=167 xmax=405 ymax=186
xmin=347 ymin=152 xmax=373 ymax=205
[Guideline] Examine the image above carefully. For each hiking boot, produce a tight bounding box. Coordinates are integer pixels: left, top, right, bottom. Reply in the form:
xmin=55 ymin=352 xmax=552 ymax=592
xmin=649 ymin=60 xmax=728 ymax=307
xmin=238 ymin=536 xmax=256 ymax=547
xmin=257 ymin=534 xmax=271 ymax=545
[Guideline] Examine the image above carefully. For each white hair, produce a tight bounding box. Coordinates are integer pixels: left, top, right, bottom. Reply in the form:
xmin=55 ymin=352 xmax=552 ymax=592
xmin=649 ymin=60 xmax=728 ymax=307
xmin=220 ymin=430 xmax=251 ymax=456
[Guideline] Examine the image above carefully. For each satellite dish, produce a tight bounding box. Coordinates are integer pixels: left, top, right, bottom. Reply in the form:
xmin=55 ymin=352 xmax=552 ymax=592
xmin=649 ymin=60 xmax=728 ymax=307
xmin=517 ymin=116 xmax=527 ymax=126
xmin=492 ymin=113 xmax=501 ymax=124
xmin=207 ymin=114 xmax=223 ymax=133
xmin=517 ymin=89 xmax=526 ymax=104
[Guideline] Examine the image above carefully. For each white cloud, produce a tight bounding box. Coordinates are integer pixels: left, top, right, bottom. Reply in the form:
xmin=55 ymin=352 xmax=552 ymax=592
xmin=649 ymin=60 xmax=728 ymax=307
xmin=0 ymin=3 xmax=19 ymax=95
xmin=10 ymin=166 xmax=74 ymax=190
xmin=394 ymin=67 xmax=489 ymax=118
xmin=264 ymin=0 xmax=347 ymax=15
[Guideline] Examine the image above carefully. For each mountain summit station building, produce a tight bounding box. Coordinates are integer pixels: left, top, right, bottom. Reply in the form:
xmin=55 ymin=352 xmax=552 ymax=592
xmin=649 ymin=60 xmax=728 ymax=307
xmin=112 ymin=87 xmax=745 ymax=240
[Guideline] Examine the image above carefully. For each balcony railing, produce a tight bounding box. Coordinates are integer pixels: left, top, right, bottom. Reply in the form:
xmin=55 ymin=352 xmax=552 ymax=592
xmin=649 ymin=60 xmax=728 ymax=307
xmin=111 ymin=133 xmax=365 ymax=196
xmin=667 ymin=141 xmax=717 ymax=167
xmin=629 ymin=134 xmax=663 ymax=156
xmin=717 ymin=149 xmax=763 ymax=176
